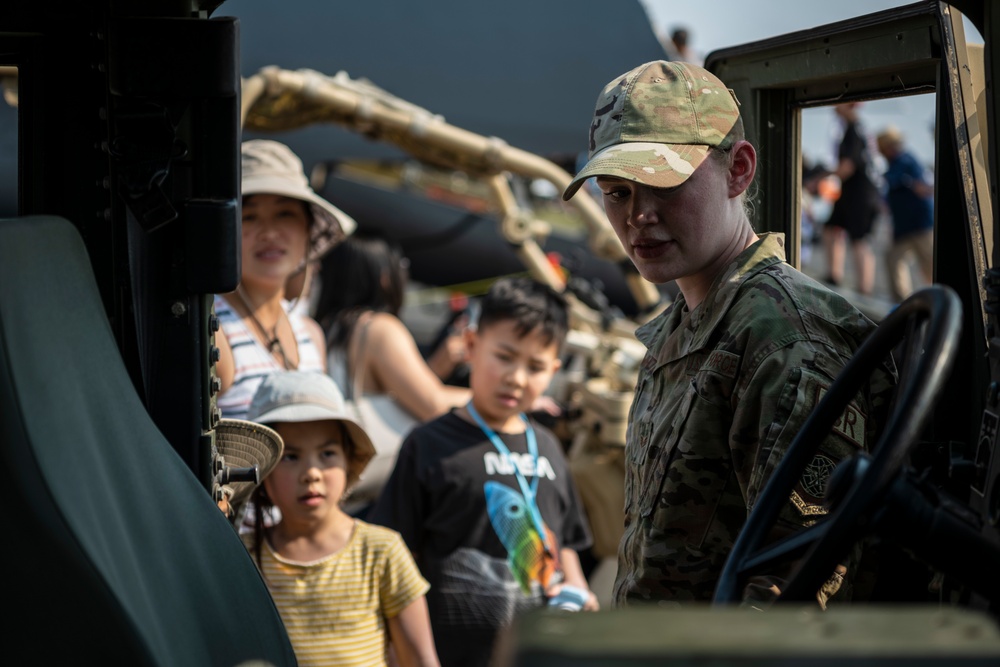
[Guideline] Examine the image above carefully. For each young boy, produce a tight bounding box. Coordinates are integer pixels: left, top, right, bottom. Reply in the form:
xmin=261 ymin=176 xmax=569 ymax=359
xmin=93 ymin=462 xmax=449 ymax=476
xmin=371 ymin=277 xmax=596 ymax=667
xmin=243 ymin=371 xmax=440 ymax=667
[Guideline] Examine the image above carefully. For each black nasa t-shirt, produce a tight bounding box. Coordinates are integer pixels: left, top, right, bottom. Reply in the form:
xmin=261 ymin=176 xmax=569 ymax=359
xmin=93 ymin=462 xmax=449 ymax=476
xmin=370 ymin=410 xmax=591 ymax=667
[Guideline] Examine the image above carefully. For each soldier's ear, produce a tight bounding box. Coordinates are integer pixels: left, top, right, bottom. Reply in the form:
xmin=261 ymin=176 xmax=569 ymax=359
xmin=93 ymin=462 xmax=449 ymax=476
xmin=727 ymin=140 xmax=756 ymax=198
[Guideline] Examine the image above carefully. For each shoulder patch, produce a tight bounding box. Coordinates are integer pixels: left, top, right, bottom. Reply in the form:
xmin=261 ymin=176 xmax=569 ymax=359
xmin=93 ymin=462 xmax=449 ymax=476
xmin=701 ymin=350 xmax=740 ymax=379
xmin=790 ymin=490 xmax=829 ymax=517
xmin=816 ymin=386 xmax=868 ymax=449
xmin=801 ymin=454 xmax=837 ymax=498
xmin=790 ymin=454 xmax=837 ymax=517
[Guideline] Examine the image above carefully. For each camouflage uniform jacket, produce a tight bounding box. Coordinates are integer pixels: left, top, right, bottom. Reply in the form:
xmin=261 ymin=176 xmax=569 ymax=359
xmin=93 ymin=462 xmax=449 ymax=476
xmin=613 ymin=233 xmax=896 ymax=606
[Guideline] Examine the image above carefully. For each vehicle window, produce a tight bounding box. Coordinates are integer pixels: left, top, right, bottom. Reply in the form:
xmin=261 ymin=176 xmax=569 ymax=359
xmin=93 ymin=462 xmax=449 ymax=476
xmin=799 ymin=95 xmax=936 ymax=308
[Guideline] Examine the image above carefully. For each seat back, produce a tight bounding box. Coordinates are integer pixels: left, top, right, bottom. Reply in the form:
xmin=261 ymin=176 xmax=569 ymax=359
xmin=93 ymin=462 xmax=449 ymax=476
xmin=0 ymin=216 xmax=293 ymax=666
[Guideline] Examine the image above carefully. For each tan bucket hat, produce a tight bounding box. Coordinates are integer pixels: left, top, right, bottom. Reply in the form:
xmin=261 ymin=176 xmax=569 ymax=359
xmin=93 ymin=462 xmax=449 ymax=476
xmin=247 ymin=371 xmax=376 ymax=490
xmin=242 ymin=139 xmax=357 ymax=262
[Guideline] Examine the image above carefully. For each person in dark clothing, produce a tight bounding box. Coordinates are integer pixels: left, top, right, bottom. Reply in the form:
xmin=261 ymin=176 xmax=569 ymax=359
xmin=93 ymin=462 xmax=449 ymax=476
xmin=876 ymin=127 xmax=934 ymax=301
xmin=822 ymin=103 xmax=882 ymax=295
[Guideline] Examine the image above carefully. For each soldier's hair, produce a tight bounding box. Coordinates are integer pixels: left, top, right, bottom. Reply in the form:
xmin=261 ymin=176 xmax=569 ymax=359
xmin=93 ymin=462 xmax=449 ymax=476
xmin=477 ymin=276 xmax=569 ymax=352
xmin=709 ymin=130 xmax=758 ymax=226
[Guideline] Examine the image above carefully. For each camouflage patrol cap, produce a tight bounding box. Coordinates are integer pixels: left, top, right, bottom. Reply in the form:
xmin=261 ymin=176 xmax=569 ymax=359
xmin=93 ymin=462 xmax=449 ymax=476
xmin=563 ymin=60 xmax=743 ymax=200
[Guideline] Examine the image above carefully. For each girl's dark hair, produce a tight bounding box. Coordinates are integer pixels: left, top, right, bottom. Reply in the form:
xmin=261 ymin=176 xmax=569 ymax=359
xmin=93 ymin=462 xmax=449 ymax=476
xmin=250 ymin=482 xmax=275 ymax=570
xmin=314 ymin=235 xmax=407 ymax=349
xmin=477 ymin=277 xmax=568 ymax=351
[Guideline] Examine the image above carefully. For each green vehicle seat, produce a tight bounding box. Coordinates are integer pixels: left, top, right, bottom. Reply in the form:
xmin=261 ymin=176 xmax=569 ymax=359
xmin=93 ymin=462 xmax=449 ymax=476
xmin=0 ymin=216 xmax=294 ymax=666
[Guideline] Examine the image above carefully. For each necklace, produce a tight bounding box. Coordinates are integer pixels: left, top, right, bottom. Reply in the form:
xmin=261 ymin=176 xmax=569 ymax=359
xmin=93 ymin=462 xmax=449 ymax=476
xmin=234 ymin=285 xmax=298 ymax=370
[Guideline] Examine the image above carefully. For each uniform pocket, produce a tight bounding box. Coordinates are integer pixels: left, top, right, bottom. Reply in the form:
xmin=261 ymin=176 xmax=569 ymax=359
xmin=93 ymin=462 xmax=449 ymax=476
xmin=646 ymin=379 xmax=734 ymax=548
xmin=638 ymin=431 xmax=682 ymax=520
xmin=624 ymin=420 xmax=652 ymax=517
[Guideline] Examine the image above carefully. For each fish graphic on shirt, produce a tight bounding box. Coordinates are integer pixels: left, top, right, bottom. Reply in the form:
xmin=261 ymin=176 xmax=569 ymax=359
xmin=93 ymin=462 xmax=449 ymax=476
xmin=483 ymin=480 xmax=559 ymax=594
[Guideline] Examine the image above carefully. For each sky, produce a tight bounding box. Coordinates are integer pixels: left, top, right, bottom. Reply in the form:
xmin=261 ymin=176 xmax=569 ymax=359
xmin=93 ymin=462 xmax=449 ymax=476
xmin=638 ymin=0 xmax=984 ymax=169
xmin=639 ymin=0 xmax=959 ymax=57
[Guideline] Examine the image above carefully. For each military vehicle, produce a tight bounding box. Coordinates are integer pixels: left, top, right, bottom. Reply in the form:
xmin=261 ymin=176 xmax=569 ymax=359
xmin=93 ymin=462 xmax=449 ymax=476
xmin=4 ymin=0 xmax=1000 ymax=664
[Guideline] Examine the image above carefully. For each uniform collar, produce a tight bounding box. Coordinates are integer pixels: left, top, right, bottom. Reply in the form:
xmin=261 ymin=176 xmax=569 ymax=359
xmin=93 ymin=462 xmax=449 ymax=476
xmin=636 ymin=233 xmax=787 ymax=366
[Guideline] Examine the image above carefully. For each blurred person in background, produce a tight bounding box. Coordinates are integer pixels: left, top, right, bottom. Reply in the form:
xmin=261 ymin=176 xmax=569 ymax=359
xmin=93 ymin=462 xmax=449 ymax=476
xmin=822 ymin=103 xmax=881 ymax=295
xmin=662 ymin=25 xmax=704 ymax=66
xmin=876 ymin=127 xmax=934 ymax=301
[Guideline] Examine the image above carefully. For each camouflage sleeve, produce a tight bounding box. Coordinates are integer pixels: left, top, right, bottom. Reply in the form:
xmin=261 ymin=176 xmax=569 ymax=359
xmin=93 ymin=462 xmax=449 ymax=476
xmin=731 ymin=341 xmax=876 ymax=605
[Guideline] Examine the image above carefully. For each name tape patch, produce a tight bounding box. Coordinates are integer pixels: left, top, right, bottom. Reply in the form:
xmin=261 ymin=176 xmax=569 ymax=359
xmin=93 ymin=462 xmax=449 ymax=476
xmin=701 ymin=350 xmax=740 ymax=379
xmin=816 ymin=386 xmax=867 ymax=449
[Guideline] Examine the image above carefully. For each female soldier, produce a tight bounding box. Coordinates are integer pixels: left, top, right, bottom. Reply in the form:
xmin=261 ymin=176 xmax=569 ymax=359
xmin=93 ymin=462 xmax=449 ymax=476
xmin=562 ymin=61 xmax=896 ymax=607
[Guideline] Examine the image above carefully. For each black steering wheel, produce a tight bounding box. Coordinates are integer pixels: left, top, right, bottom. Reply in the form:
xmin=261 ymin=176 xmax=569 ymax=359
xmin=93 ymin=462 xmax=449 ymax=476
xmin=713 ymin=286 xmax=963 ymax=604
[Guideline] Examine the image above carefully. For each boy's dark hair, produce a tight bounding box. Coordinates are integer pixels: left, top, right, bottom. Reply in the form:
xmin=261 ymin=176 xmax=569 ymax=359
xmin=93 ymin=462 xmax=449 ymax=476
xmin=477 ymin=277 xmax=569 ymax=352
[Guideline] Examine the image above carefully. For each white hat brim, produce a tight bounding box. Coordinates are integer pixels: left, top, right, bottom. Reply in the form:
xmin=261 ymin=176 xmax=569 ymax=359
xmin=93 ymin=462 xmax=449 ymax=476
xmin=248 ymin=403 xmax=376 ymax=488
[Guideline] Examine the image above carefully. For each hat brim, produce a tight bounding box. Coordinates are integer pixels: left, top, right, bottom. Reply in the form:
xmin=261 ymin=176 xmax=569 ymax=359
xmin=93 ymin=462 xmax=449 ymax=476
xmin=249 ymin=402 xmax=377 ymax=490
xmin=562 ymin=142 xmax=713 ymax=201
xmin=342 ymin=422 xmax=376 ymax=490
xmin=243 ymin=174 xmax=357 ymax=261
xmin=251 ymin=400 xmax=346 ymax=425
xmin=214 ymin=419 xmax=285 ymax=514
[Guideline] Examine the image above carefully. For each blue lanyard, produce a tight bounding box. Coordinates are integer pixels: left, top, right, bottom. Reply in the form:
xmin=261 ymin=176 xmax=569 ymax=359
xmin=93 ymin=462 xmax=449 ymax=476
xmin=466 ymin=402 xmax=551 ymax=553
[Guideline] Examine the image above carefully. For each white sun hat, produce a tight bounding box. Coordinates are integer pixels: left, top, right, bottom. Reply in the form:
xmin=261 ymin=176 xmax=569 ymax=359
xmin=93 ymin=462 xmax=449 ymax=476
xmin=242 ymin=139 xmax=357 ymax=262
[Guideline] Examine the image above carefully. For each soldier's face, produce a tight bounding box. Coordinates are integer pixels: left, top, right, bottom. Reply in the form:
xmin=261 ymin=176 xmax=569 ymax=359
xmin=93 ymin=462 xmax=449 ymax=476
xmin=597 ymin=151 xmax=750 ymax=293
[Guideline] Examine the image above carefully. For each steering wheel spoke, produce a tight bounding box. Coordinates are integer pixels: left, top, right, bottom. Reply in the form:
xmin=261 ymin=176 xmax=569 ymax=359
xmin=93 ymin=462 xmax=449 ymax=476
xmin=740 ymin=519 xmax=829 ymax=578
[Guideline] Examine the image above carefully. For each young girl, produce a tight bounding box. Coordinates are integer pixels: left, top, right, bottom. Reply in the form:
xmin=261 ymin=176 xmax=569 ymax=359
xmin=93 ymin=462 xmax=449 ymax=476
xmin=216 ymin=139 xmax=356 ymax=420
xmin=245 ymin=371 xmax=440 ymax=667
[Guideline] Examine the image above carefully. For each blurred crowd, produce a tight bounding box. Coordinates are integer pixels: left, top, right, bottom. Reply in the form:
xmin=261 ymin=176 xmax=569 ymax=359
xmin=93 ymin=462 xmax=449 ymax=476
xmin=802 ymin=103 xmax=934 ymax=303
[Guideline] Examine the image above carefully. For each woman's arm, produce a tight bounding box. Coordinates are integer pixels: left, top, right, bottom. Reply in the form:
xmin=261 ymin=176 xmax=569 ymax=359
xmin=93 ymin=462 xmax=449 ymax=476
xmin=425 ymin=330 xmax=467 ymax=381
xmin=834 ymin=156 xmax=856 ymax=182
xmin=365 ymin=313 xmax=470 ymax=421
xmin=216 ymin=329 xmax=235 ymax=394
xmin=424 ymin=313 xmax=469 ymax=380
xmin=302 ymin=315 xmax=327 ymax=371
xmin=387 ymin=596 xmax=440 ymax=667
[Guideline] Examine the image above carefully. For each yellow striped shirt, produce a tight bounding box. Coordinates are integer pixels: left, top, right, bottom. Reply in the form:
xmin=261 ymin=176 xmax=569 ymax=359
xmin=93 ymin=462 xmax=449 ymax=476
xmin=245 ymin=520 xmax=430 ymax=667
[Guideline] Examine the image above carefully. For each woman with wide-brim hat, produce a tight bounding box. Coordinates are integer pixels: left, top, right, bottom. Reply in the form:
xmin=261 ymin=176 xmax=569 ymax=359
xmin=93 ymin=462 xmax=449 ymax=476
xmin=215 ymin=139 xmax=356 ymax=420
